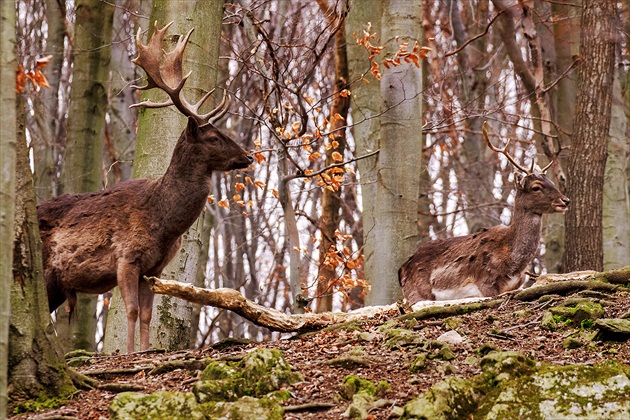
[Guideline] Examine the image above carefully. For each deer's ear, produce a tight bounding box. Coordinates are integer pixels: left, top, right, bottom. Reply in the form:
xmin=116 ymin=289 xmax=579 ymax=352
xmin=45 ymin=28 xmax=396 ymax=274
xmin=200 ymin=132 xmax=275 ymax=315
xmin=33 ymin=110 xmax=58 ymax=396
xmin=513 ymin=172 xmax=526 ymax=190
xmin=185 ymin=117 xmax=201 ymax=141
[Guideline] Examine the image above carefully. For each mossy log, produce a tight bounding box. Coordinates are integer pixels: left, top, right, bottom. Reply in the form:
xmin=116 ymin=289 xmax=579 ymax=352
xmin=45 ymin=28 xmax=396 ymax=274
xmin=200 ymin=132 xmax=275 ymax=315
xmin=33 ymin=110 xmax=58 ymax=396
xmin=397 ymin=299 xmax=505 ymax=322
xmin=514 ymin=281 xmax=619 ymax=301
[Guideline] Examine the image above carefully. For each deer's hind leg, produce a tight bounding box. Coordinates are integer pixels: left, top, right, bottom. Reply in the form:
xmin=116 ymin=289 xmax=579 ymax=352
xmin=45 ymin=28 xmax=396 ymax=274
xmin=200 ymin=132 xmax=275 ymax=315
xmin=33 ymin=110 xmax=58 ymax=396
xmin=117 ymin=261 xmax=141 ymax=353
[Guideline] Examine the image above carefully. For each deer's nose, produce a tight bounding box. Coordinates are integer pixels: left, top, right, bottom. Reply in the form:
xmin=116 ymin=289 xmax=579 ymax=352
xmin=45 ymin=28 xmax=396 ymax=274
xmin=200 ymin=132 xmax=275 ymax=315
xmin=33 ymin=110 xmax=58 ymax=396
xmin=561 ymin=197 xmax=570 ymax=206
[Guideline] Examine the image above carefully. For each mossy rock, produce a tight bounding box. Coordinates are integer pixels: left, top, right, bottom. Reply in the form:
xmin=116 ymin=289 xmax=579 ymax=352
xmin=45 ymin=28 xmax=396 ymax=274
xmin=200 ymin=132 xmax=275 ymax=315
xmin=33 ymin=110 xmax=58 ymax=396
xmin=199 ymin=395 xmax=285 ymax=420
xmin=380 ymin=323 xmax=426 ymax=350
xmin=443 ymin=316 xmax=463 ymax=330
xmin=339 ymin=375 xmax=376 ymax=400
xmin=109 ymin=391 xmax=204 ymax=420
xmin=193 ymin=348 xmax=302 ymax=403
xmin=594 ymin=318 xmax=630 ymax=340
xmin=402 ymin=351 xmax=630 ymax=420
xmin=401 ymin=376 xmax=477 ymax=420
xmin=548 ymin=301 xmax=604 ymax=326
xmin=410 ymin=353 xmax=427 ymax=374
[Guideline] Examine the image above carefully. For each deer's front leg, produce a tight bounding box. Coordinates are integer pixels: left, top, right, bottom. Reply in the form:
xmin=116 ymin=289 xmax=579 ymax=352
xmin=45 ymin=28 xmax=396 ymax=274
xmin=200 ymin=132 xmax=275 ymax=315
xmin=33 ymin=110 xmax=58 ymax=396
xmin=138 ymin=278 xmax=154 ymax=351
xmin=117 ymin=262 xmax=141 ymax=354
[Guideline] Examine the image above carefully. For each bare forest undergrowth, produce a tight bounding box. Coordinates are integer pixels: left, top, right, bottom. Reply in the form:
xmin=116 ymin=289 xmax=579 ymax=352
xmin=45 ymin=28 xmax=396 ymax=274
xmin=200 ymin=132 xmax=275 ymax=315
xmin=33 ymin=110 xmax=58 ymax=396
xmin=9 ymin=271 xmax=630 ymax=420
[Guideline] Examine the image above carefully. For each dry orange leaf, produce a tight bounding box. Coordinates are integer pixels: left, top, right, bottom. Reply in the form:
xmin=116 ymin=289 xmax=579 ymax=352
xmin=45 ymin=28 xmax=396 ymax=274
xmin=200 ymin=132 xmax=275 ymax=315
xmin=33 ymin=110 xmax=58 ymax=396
xmin=331 ymin=151 xmax=343 ymax=162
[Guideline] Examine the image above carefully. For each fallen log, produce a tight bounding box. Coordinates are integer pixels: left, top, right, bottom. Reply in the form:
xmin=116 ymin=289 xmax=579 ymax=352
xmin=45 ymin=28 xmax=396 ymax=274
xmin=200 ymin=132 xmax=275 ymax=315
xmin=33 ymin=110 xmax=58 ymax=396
xmin=146 ymin=276 xmax=391 ymax=333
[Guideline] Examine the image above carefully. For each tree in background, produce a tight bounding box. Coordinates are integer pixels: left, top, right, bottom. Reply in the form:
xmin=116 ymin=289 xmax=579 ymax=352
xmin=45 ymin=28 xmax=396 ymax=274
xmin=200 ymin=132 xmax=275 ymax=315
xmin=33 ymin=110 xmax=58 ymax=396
xmin=562 ymin=0 xmax=618 ymax=272
xmin=54 ymin=0 xmax=115 ymax=353
xmin=369 ymin=0 xmax=423 ymax=305
xmin=1 ymin=2 xmax=18 ymax=416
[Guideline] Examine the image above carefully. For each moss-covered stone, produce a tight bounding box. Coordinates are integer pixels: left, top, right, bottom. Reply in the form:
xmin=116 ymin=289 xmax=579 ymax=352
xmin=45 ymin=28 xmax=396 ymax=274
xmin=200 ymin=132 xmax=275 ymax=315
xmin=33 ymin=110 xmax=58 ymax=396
xmin=199 ymin=395 xmax=284 ymax=420
xmin=380 ymin=323 xmax=426 ymax=350
xmin=549 ymin=301 xmax=605 ymax=326
xmin=402 ymin=351 xmax=630 ymax=420
xmin=109 ymin=391 xmax=204 ymax=420
xmin=339 ymin=375 xmax=376 ymax=399
xmin=402 ymin=377 xmax=477 ymax=420
xmin=443 ymin=316 xmax=463 ymax=330
xmin=563 ymin=337 xmax=584 ymax=349
xmin=193 ymin=348 xmax=302 ymax=403
xmin=410 ymin=353 xmax=427 ymax=374
xmin=595 ymin=318 xmax=630 ymax=340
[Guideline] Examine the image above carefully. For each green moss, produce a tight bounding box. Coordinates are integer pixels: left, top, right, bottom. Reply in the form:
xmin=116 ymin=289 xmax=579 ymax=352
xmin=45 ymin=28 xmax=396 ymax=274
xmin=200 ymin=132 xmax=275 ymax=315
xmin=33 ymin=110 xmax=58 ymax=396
xmin=12 ymin=395 xmax=68 ymax=415
xmin=193 ymin=348 xmax=302 ymax=404
xmin=109 ymin=391 xmax=204 ymax=420
xmin=410 ymin=353 xmax=427 ymax=374
xmin=340 ymin=375 xmax=376 ymax=399
xmin=199 ymin=395 xmax=284 ymax=420
xmin=444 ymin=316 xmax=463 ymax=330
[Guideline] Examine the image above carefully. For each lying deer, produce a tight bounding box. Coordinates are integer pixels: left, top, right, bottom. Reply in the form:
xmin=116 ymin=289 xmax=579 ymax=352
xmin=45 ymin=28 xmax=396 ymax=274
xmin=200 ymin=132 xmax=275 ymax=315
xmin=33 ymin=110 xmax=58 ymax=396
xmin=38 ymin=22 xmax=253 ymax=353
xmin=398 ymin=123 xmax=569 ymax=304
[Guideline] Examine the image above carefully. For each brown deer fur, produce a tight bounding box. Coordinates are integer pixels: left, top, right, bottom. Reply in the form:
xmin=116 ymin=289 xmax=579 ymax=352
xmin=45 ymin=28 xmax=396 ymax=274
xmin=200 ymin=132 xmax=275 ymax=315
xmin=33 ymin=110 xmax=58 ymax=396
xmin=399 ymin=125 xmax=569 ymax=304
xmin=38 ymin=23 xmax=253 ymax=353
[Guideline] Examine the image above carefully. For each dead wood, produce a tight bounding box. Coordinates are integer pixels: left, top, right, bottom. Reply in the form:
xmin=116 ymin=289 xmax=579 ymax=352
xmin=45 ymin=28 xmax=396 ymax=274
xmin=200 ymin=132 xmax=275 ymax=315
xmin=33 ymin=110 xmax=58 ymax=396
xmin=146 ymin=276 xmax=387 ymax=333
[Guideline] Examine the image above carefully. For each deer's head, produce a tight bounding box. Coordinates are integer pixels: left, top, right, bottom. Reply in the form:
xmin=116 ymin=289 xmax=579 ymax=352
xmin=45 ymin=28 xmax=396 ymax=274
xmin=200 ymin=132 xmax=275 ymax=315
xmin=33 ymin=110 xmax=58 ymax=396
xmin=483 ymin=122 xmax=569 ymax=215
xmin=131 ymin=22 xmax=253 ymax=173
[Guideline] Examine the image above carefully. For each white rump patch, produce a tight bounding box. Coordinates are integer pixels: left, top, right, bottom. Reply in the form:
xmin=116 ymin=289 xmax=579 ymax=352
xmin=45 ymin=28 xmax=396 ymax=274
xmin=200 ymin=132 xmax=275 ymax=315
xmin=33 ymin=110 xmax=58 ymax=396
xmin=433 ymin=284 xmax=483 ymax=300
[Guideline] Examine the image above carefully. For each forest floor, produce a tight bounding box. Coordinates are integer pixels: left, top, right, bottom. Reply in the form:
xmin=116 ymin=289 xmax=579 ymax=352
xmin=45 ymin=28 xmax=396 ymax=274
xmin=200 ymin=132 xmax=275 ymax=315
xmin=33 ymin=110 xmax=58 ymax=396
xmin=9 ymin=286 xmax=630 ymax=420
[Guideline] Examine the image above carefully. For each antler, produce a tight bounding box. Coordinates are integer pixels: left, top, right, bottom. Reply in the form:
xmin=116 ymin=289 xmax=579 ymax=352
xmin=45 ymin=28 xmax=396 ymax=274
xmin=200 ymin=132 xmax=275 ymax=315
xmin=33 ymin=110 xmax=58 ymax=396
xmin=130 ymin=21 xmax=229 ymax=126
xmin=482 ymin=121 xmax=537 ymax=174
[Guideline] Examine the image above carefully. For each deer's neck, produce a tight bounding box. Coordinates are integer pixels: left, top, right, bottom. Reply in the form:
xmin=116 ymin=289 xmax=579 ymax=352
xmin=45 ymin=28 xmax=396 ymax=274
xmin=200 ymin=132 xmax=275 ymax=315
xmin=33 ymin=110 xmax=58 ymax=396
xmin=505 ymin=204 xmax=543 ymax=273
xmin=153 ymin=146 xmax=211 ymax=240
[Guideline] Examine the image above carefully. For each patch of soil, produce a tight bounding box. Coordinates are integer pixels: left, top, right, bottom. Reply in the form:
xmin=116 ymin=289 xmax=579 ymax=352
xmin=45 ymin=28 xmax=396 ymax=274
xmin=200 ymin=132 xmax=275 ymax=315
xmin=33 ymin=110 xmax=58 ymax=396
xmin=9 ymin=289 xmax=630 ymax=419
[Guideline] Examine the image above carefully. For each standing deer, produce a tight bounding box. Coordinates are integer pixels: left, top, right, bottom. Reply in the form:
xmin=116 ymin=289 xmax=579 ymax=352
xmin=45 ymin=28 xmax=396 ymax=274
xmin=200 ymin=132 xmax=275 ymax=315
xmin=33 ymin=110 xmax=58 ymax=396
xmin=398 ymin=123 xmax=569 ymax=304
xmin=38 ymin=22 xmax=253 ymax=353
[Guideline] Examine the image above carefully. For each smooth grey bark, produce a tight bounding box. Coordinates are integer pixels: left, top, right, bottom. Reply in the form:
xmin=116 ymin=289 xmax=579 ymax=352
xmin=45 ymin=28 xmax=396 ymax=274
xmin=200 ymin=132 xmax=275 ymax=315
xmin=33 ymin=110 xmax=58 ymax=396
xmin=544 ymin=0 xmax=580 ymax=273
xmin=345 ymin=0 xmax=383 ymax=294
xmin=56 ymin=0 xmax=115 ymax=353
xmin=0 ymin=1 xmax=17 ymax=415
xmin=104 ymin=0 xmax=225 ymax=353
xmin=603 ymin=65 xmax=630 ymax=269
xmin=368 ymin=0 xmax=423 ymax=305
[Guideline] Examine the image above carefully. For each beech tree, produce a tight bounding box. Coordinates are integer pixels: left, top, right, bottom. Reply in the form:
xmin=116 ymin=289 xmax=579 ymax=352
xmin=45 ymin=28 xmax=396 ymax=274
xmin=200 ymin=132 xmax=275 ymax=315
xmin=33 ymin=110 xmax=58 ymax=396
xmin=1 ymin=2 xmax=17 ymax=415
xmin=54 ymin=0 xmax=115 ymax=353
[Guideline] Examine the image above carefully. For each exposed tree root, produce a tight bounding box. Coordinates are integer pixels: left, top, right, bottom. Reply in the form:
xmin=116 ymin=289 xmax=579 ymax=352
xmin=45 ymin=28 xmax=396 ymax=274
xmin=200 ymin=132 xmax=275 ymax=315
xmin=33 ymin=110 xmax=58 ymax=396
xmin=148 ymin=358 xmax=212 ymax=376
xmin=397 ymin=299 xmax=505 ymax=322
xmin=514 ymin=281 xmax=619 ymax=302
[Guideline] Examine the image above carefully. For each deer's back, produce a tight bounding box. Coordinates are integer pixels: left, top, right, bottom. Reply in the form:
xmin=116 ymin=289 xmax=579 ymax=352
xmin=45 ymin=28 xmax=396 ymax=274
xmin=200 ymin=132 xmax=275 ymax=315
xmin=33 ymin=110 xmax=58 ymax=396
xmin=399 ymin=225 xmax=526 ymax=303
xmin=38 ymin=179 xmax=179 ymax=302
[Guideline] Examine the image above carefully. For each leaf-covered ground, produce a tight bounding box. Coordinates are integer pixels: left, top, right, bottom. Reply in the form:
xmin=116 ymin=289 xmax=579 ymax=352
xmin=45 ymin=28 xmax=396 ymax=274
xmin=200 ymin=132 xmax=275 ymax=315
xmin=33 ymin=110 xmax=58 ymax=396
xmin=9 ymin=287 xmax=630 ymax=419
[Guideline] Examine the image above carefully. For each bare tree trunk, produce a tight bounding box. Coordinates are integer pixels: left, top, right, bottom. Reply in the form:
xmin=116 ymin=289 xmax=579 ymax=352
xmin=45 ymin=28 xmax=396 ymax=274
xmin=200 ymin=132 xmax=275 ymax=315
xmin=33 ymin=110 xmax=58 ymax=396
xmin=369 ymin=0 xmax=423 ymax=305
xmin=31 ymin=0 xmax=66 ymax=201
xmin=544 ymin=0 xmax=580 ymax=273
xmin=0 ymin=2 xmax=17 ymax=415
xmin=54 ymin=0 xmax=115 ymax=353
xmin=603 ymin=60 xmax=630 ymax=269
xmin=9 ymin=96 xmax=76 ymax=403
xmin=315 ymin=1 xmax=350 ymax=313
xmin=104 ymin=0 xmax=226 ymax=353
xmin=448 ymin=0 xmax=498 ymax=234
xmin=562 ymin=0 xmax=617 ymax=272
xmin=346 ymin=0 xmax=383 ymax=295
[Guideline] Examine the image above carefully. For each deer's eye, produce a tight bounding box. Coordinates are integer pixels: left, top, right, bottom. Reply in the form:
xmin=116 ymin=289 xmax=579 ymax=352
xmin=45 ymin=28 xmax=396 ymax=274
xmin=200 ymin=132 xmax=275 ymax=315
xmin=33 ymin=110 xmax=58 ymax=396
xmin=532 ymin=185 xmax=542 ymax=192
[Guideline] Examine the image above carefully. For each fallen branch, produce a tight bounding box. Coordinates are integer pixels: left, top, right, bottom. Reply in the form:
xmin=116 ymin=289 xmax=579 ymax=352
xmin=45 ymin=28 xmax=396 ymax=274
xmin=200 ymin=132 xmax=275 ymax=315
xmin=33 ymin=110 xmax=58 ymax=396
xmin=146 ymin=276 xmax=392 ymax=333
